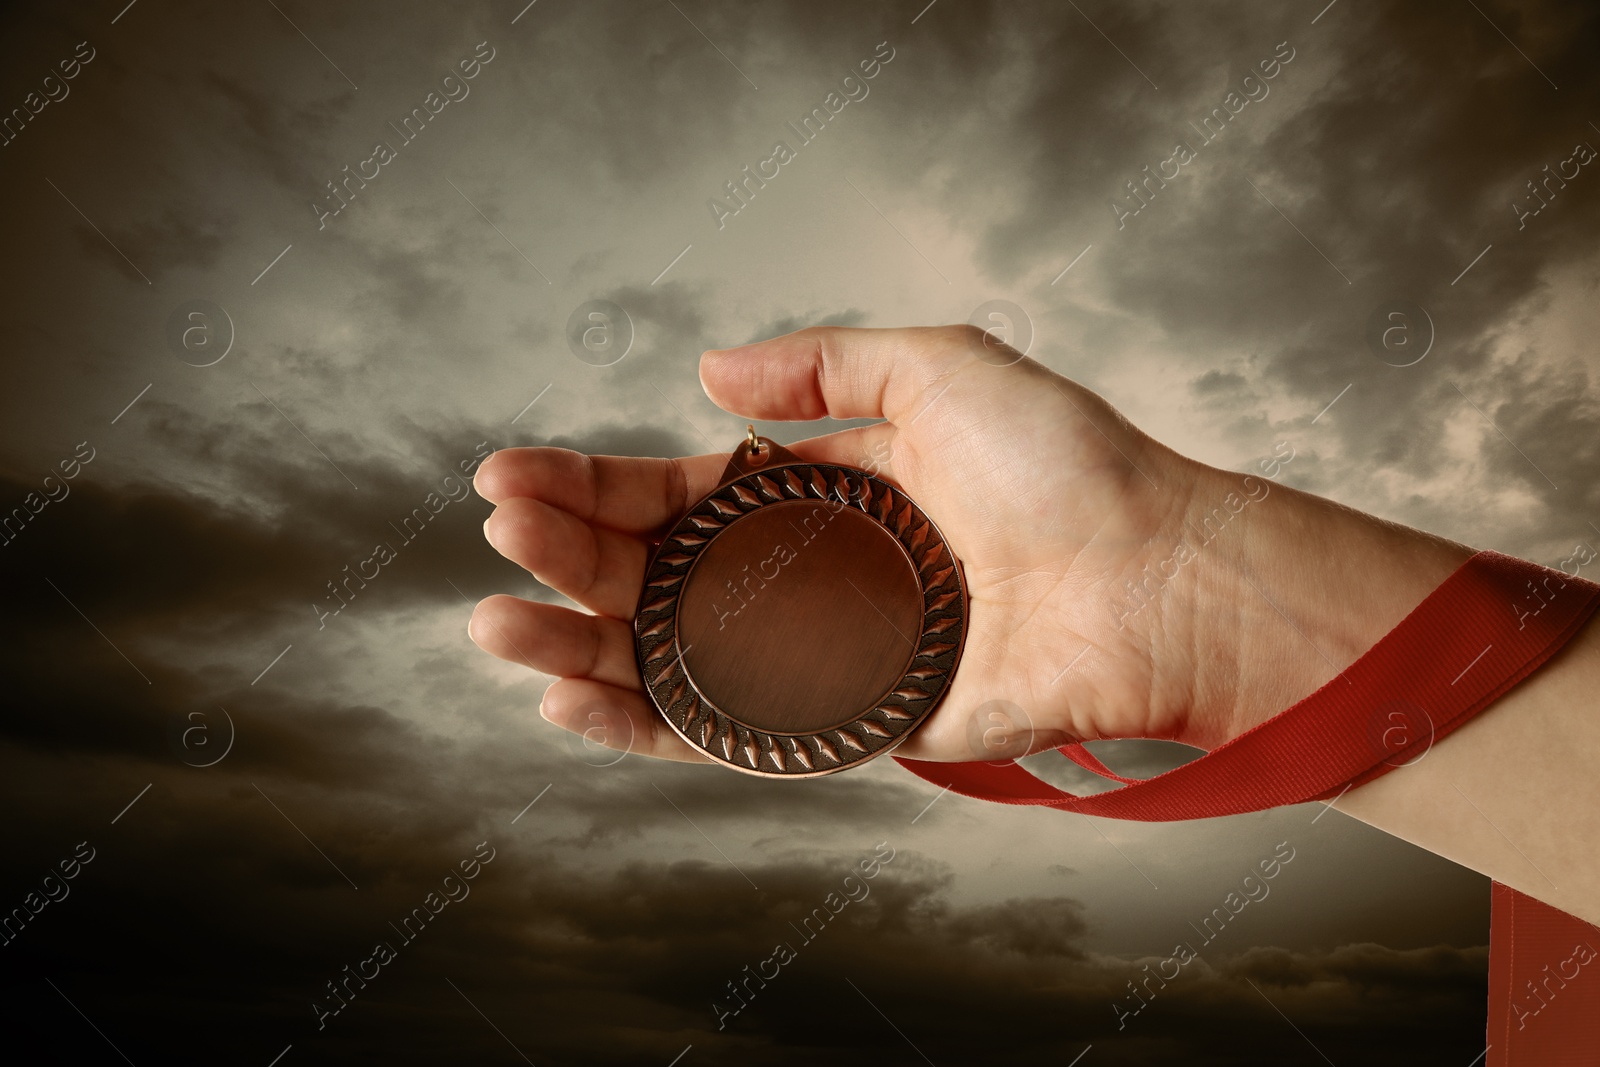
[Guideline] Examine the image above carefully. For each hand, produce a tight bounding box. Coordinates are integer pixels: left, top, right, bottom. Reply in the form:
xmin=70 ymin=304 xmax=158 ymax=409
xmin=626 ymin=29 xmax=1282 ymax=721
xmin=470 ymin=325 xmax=1469 ymax=763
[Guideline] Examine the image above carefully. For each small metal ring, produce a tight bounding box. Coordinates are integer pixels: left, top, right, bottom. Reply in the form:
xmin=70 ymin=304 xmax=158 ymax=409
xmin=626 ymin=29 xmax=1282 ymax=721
xmin=746 ymin=424 xmax=759 ymax=456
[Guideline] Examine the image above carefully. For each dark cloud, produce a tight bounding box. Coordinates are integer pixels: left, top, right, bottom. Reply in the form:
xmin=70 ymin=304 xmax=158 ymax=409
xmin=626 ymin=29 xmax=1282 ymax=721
xmin=1191 ymin=368 xmax=1250 ymax=396
xmin=0 ymin=808 xmax=1487 ymax=1066
xmin=964 ymin=0 xmax=1600 ymax=553
xmin=1222 ymin=941 xmax=1488 ymax=995
xmin=0 ymin=424 xmax=510 ymax=636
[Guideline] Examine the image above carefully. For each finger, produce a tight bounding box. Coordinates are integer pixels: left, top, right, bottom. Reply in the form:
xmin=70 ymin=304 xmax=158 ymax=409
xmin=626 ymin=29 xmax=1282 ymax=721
xmin=698 ymin=324 xmax=991 ymax=424
xmin=540 ymin=677 xmax=714 ymax=764
xmin=475 ymin=446 xmax=715 ymax=526
xmin=469 ymin=595 xmax=641 ymax=691
xmin=474 ymin=423 xmax=900 ymax=534
xmin=483 ymin=497 xmax=646 ymax=619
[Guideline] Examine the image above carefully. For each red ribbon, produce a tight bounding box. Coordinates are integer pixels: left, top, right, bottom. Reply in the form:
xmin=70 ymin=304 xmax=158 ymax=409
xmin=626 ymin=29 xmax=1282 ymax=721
xmin=895 ymin=551 xmax=1600 ymax=1063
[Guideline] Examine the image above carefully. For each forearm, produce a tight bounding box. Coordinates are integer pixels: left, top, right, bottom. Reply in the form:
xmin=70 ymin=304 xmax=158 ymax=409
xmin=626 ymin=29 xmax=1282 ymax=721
xmin=1178 ymin=462 xmax=1600 ymax=924
xmin=1333 ymin=617 xmax=1600 ymax=927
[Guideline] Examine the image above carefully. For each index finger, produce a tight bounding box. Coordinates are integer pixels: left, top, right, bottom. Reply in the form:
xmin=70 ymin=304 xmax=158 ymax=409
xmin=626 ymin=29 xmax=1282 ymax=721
xmin=474 ymin=424 xmax=894 ymax=534
xmin=474 ymin=447 xmax=716 ymax=532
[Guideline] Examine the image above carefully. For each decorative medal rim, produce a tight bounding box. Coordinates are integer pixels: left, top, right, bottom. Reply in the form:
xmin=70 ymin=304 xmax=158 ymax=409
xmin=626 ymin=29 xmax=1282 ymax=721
xmin=633 ymin=459 xmax=968 ymax=779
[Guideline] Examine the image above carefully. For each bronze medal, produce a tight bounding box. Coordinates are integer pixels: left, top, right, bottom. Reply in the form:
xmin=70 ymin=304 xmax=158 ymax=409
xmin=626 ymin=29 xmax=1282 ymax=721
xmin=634 ymin=428 xmax=969 ymax=777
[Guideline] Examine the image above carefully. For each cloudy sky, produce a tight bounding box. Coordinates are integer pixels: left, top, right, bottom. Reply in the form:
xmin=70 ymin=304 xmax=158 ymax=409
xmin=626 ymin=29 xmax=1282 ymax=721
xmin=2 ymin=0 xmax=1597 ymax=1063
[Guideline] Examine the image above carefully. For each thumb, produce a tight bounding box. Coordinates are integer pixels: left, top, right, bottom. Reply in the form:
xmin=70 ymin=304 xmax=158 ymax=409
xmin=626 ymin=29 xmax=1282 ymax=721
xmin=698 ymin=325 xmax=984 ymax=424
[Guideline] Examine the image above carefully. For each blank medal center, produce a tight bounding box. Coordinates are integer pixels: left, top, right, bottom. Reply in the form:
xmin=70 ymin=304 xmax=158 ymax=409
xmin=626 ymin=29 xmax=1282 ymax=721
xmin=678 ymin=498 xmax=921 ymax=734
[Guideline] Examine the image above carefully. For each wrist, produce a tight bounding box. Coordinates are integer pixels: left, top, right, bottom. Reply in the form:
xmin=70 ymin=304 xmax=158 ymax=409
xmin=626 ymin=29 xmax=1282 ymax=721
xmin=1159 ymin=460 xmax=1474 ymax=750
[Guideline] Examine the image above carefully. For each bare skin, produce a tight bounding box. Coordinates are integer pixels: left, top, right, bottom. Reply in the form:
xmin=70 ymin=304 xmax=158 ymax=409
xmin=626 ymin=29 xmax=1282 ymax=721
xmin=470 ymin=325 xmax=1600 ymax=925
